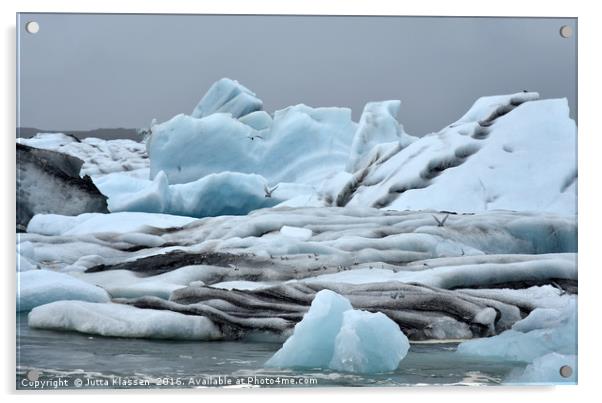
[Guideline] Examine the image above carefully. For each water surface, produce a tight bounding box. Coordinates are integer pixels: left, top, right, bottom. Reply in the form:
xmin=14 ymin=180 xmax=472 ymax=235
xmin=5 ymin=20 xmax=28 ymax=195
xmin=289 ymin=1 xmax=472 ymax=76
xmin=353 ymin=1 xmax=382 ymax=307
xmin=16 ymin=313 xmax=525 ymax=389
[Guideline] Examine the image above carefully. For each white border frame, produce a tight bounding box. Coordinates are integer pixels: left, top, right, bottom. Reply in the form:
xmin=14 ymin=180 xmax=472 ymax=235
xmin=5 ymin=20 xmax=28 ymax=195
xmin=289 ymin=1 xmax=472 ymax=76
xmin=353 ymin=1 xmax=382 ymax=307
xmin=2 ymin=1 xmax=599 ymax=402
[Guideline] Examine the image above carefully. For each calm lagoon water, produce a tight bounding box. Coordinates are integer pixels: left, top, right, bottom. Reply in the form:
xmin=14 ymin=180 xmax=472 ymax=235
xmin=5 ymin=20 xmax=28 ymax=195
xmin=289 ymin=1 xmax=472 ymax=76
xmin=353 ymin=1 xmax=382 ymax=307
xmin=16 ymin=313 xmax=526 ymax=389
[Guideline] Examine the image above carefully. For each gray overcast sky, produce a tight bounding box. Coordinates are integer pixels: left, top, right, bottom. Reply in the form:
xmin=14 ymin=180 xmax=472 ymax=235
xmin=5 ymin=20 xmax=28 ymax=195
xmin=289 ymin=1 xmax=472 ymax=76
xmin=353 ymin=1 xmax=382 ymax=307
xmin=17 ymin=14 xmax=576 ymax=136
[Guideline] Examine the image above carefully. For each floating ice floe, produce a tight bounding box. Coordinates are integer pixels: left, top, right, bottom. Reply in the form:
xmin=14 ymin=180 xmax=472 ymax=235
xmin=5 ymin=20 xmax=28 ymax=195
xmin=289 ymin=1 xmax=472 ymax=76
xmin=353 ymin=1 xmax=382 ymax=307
xmin=18 ymin=270 xmax=110 ymax=312
xmin=456 ymin=320 xmax=577 ymax=362
xmin=28 ymin=301 xmax=222 ymax=340
xmin=456 ymin=294 xmax=576 ymax=364
xmin=506 ymin=353 xmax=577 ymax=384
xmin=266 ymin=290 xmax=409 ymax=373
xmin=27 ymin=211 xmax=197 ymax=236
xmin=330 ymin=309 xmax=410 ymax=373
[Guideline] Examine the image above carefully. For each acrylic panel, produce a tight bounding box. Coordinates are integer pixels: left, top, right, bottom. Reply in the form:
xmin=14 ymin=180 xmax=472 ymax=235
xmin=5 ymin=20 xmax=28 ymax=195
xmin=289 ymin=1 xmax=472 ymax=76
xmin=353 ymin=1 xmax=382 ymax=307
xmin=16 ymin=13 xmax=577 ymax=389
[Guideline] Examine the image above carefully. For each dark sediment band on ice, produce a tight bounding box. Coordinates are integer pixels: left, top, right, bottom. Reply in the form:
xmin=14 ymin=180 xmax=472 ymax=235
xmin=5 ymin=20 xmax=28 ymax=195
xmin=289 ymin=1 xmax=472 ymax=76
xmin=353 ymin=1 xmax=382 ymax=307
xmin=21 ymin=207 xmax=576 ymax=341
xmin=85 ymin=251 xmax=253 ymax=276
xmin=335 ymin=92 xmax=546 ymax=209
xmin=77 ymin=208 xmax=576 ymax=279
xmin=116 ymin=279 xmax=569 ymax=341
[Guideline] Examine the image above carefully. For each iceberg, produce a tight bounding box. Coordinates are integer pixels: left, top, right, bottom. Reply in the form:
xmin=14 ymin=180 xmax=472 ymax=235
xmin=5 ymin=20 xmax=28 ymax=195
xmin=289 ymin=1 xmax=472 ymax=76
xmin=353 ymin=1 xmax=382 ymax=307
xmin=330 ymin=309 xmax=410 ymax=373
xmin=147 ymin=113 xmax=254 ymax=184
xmin=147 ymin=86 xmax=576 ymax=216
xmin=18 ymin=269 xmax=110 ymax=312
xmin=453 ymin=92 xmax=540 ymax=125
xmin=96 ymin=170 xmax=283 ymax=217
xmin=456 ymin=324 xmax=576 ymax=362
xmin=456 ymin=301 xmax=576 ymax=362
xmin=17 ymin=143 xmax=109 ymax=229
xmin=266 ymin=290 xmax=353 ymax=369
xmin=346 ymin=100 xmax=415 ymax=173
xmin=266 ymin=290 xmax=409 ymax=373
xmin=239 ymin=110 xmax=273 ymax=131
xmin=191 ymin=78 xmax=263 ymax=119
xmin=18 ymin=85 xmax=577 ymax=218
xmin=148 ymin=105 xmax=355 ymax=186
xmin=146 ymin=79 xmax=356 ymax=189
xmin=339 ymin=93 xmax=577 ymax=215
xmin=28 ymin=301 xmax=222 ymax=340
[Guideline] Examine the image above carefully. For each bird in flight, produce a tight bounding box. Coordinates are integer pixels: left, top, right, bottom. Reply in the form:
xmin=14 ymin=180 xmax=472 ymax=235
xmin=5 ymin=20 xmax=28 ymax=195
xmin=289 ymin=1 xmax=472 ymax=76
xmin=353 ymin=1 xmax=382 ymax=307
xmin=264 ymin=184 xmax=279 ymax=198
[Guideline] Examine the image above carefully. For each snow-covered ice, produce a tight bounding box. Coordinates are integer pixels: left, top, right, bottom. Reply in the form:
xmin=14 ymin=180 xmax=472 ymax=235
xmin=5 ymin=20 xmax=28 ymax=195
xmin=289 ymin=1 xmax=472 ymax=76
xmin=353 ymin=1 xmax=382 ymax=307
xmin=511 ymin=297 xmax=576 ymax=332
xmin=304 ymin=254 xmax=576 ymax=290
xmin=28 ymin=301 xmax=222 ymax=340
xmin=17 ymin=254 xmax=37 ymax=272
xmin=266 ymin=290 xmax=409 ymax=373
xmin=27 ymin=211 xmax=197 ymax=236
xmin=279 ymin=225 xmax=313 ymax=241
xmin=18 ymin=269 xmax=110 ymax=312
xmin=75 ymin=266 xmax=222 ymax=299
xmin=18 ymin=133 xmax=149 ymax=179
xmin=339 ymin=93 xmax=576 ymax=215
xmin=19 ymin=208 xmax=576 ymax=288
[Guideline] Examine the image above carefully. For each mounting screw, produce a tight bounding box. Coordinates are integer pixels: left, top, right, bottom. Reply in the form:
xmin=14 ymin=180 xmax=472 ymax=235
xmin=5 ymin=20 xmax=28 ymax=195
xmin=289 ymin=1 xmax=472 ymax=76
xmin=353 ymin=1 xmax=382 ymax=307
xmin=25 ymin=21 xmax=40 ymax=34
xmin=559 ymin=365 xmax=573 ymax=378
xmin=559 ymin=25 xmax=573 ymax=38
